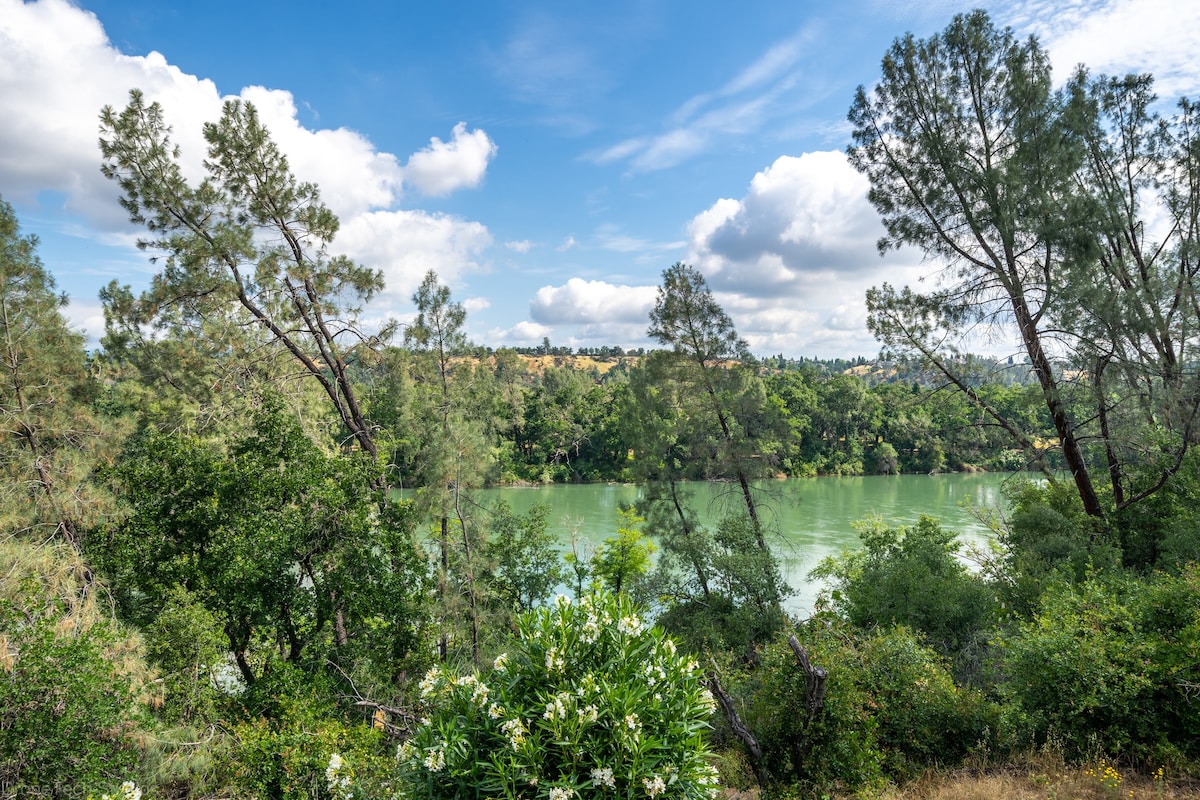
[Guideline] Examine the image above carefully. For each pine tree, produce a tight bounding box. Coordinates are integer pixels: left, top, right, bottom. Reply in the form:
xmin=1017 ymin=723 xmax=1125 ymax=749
xmin=0 ymin=197 xmax=121 ymax=546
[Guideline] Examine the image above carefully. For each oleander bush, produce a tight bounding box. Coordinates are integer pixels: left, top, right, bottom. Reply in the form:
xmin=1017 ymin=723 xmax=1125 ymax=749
xmin=395 ymin=589 xmax=720 ymax=800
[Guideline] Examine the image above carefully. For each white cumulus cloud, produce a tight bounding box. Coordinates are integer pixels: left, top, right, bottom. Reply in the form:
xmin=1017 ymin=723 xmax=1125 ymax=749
xmin=1011 ymin=0 xmax=1200 ymax=98
xmin=488 ymin=320 xmax=554 ymax=345
xmin=688 ymin=150 xmax=897 ymax=294
xmin=338 ymin=210 xmax=493 ymax=303
xmin=0 ymin=0 xmax=501 ymax=341
xmin=403 ymin=122 xmax=498 ymax=197
xmin=530 ymin=278 xmax=658 ymax=325
xmin=683 ymin=149 xmax=923 ymax=356
xmin=0 ymin=0 xmax=419 ymax=226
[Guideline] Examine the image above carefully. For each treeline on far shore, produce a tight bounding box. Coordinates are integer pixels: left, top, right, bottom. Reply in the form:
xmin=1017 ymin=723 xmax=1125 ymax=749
xmin=413 ymin=348 xmax=1055 ymax=487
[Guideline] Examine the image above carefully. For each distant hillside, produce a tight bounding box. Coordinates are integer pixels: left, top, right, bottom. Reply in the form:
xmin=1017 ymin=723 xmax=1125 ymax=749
xmin=511 ymin=353 xmax=639 ymax=377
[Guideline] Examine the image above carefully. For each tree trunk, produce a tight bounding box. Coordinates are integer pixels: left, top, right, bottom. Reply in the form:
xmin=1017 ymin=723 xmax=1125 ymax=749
xmin=668 ymin=478 xmax=711 ymax=599
xmin=786 ymin=634 xmax=828 ymax=769
xmin=1012 ymin=296 xmax=1104 ymax=519
xmin=437 ymin=515 xmax=449 ymax=661
xmin=454 ymin=481 xmax=480 ymax=669
xmin=707 ymin=674 xmax=768 ymax=785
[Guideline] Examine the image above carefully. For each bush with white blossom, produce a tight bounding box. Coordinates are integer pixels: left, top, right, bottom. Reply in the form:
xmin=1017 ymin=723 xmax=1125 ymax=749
xmin=397 ymin=589 xmax=719 ymax=800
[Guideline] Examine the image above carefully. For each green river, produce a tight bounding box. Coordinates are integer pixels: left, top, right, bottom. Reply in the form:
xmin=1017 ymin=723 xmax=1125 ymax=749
xmin=476 ymin=472 xmax=1030 ymax=615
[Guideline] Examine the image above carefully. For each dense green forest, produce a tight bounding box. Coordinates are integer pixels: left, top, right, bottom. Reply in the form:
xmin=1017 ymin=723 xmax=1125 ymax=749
xmin=5 ymin=10 xmax=1200 ymax=800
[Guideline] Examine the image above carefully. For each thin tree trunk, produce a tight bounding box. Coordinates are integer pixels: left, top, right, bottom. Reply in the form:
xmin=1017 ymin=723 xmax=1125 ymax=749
xmin=786 ymin=634 xmax=828 ymax=769
xmin=454 ymin=477 xmax=480 ymax=669
xmin=437 ymin=514 xmax=449 ymax=661
xmin=668 ymin=477 xmax=711 ymax=599
xmin=707 ymin=674 xmax=768 ymax=785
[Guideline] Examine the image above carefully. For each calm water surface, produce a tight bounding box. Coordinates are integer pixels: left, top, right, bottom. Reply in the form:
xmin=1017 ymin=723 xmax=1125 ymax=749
xmin=476 ymin=472 xmax=1028 ymax=615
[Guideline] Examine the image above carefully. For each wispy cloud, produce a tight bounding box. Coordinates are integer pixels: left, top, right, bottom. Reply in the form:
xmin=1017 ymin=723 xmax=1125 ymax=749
xmin=489 ymin=14 xmax=612 ymax=109
xmin=594 ymin=224 xmax=685 ymax=257
xmin=672 ymin=28 xmax=811 ymax=124
xmin=587 ymin=24 xmax=817 ymax=173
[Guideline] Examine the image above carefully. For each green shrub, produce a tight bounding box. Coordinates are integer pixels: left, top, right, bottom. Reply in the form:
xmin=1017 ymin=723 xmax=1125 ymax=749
xmin=0 ymin=541 xmax=146 ymax=799
xmin=142 ymin=584 xmax=226 ymax=724
xmin=656 ymin=594 xmax=785 ymax=661
xmin=229 ymin=665 xmax=394 ymax=800
xmin=1000 ymin=480 xmax=1120 ymax=615
xmin=1114 ymin=450 xmax=1200 ymax=571
xmin=0 ymin=612 xmax=141 ymax=798
xmin=812 ymin=515 xmax=996 ymax=671
xmin=739 ymin=620 xmax=995 ymax=792
xmin=998 ymin=566 xmax=1200 ymax=762
xmin=396 ymin=590 xmax=719 ymax=800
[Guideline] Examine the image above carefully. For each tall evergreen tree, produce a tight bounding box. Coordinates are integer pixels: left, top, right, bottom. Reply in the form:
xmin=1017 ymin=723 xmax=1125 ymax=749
xmin=849 ymin=10 xmax=1200 ymax=525
xmin=0 ymin=197 xmax=121 ymax=547
xmin=849 ymin=11 xmax=1104 ymax=516
xmin=648 ymin=263 xmax=779 ymax=553
xmin=405 ymin=270 xmax=488 ymax=664
xmin=99 ymin=90 xmax=388 ymax=458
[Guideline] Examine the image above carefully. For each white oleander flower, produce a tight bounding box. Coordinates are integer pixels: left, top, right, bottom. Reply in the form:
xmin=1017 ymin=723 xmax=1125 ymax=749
xmin=549 ymin=787 xmax=575 ymax=800
xmin=581 ymin=616 xmax=602 ymax=644
xmin=502 ymin=718 xmax=527 ymax=749
xmin=545 ymin=646 xmax=565 ymax=671
xmin=592 ymin=766 xmax=617 ymax=788
xmin=423 ymin=747 xmax=446 ymax=772
xmin=493 ymin=652 xmax=509 ymax=671
xmin=544 ymin=693 xmax=569 ymax=721
xmin=643 ymin=775 xmax=667 ymax=798
xmin=419 ymin=665 xmax=441 ymax=697
xmin=325 ymin=753 xmax=343 ymax=781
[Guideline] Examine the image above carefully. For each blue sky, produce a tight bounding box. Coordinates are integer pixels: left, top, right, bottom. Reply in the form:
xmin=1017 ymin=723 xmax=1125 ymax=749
xmin=3 ymin=0 xmax=1199 ymax=358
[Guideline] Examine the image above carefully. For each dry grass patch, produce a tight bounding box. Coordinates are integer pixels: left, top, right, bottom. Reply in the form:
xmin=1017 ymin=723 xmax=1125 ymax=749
xmin=717 ymin=753 xmax=1200 ymax=800
xmin=865 ymin=758 xmax=1194 ymax=800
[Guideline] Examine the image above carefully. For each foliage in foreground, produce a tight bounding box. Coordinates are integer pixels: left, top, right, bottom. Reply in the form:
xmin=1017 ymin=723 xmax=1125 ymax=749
xmin=812 ymin=514 xmax=997 ymax=676
xmin=1000 ymin=565 xmax=1200 ymax=763
xmin=0 ymin=540 xmax=145 ymax=798
xmin=395 ymin=590 xmax=720 ymax=800
xmin=728 ymin=621 xmax=995 ymax=794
